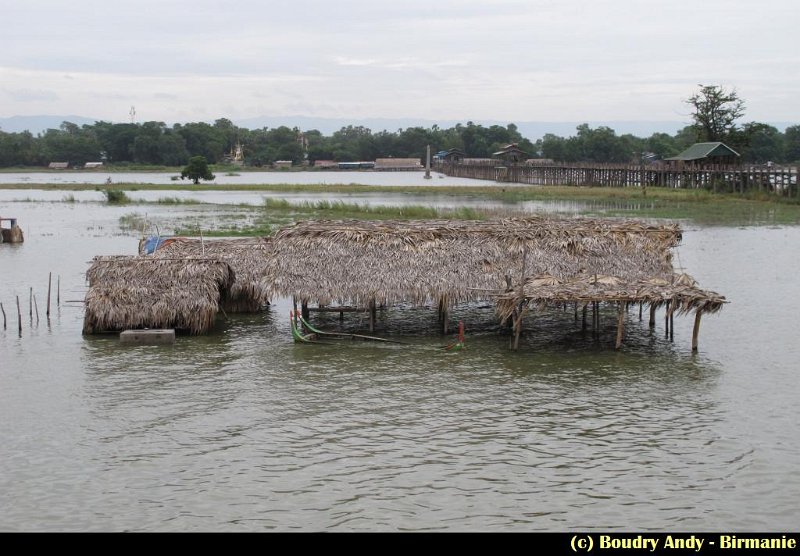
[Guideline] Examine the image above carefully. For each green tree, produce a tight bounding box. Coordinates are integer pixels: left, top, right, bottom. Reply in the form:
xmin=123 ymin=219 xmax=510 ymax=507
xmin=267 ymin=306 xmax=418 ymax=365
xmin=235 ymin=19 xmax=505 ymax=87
xmin=686 ymin=84 xmax=745 ymax=143
xmin=740 ymin=122 xmax=784 ymax=163
xmin=783 ymin=125 xmax=800 ymax=163
xmin=180 ymin=155 xmax=215 ymax=184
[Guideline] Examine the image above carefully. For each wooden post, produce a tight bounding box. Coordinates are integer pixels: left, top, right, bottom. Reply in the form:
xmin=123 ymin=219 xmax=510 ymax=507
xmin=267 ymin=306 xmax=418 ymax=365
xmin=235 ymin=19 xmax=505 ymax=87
xmin=33 ymin=294 xmax=39 ymax=324
xmin=57 ymin=275 xmax=61 ymax=307
xmin=582 ymin=304 xmax=587 ymax=330
xmin=512 ymin=303 xmax=527 ymax=350
xmin=16 ymin=295 xmax=22 ymax=335
xmin=669 ymin=309 xmax=674 ymax=342
xmin=649 ymin=304 xmax=656 ymax=329
xmin=1 ymin=302 xmax=6 ymax=330
xmin=29 ymin=287 xmax=33 ymax=322
xmin=574 ymin=302 xmax=578 ymax=322
xmin=615 ymin=302 xmax=626 ymax=349
xmin=368 ymin=298 xmax=377 ymax=332
xmin=301 ymin=300 xmax=309 ymax=323
xmin=638 ymin=302 xmax=643 ymax=320
xmin=691 ymin=311 xmax=702 ymax=352
xmin=664 ymin=300 xmax=670 ymax=338
xmin=47 ymin=272 xmax=52 ymax=318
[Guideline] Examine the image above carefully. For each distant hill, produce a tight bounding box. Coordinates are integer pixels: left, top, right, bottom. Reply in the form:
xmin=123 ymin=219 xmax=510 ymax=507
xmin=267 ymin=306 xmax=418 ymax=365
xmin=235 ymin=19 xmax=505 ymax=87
xmin=0 ymin=115 xmax=98 ymax=134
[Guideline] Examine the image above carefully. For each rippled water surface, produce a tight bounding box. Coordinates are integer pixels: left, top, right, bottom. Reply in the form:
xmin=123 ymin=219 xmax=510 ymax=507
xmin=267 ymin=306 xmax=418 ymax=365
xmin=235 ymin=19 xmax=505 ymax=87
xmin=1 ymin=199 xmax=799 ymax=531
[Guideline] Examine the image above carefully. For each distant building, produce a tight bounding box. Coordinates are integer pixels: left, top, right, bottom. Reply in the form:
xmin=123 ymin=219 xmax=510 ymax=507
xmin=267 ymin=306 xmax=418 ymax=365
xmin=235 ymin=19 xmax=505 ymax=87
xmin=314 ymin=160 xmax=337 ymax=169
xmin=492 ymin=143 xmax=528 ymax=164
xmin=665 ymin=142 xmax=740 ymax=165
xmin=374 ymin=158 xmax=423 ymax=171
xmin=440 ymin=148 xmax=466 ymax=163
xmin=48 ymin=162 xmax=69 ymax=169
xmin=338 ymin=161 xmax=375 ymax=170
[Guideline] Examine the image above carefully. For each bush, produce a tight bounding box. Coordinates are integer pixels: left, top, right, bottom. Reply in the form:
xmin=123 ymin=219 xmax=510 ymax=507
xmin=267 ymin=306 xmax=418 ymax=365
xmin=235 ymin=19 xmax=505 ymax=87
xmin=102 ymin=189 xmax=130 ymax=204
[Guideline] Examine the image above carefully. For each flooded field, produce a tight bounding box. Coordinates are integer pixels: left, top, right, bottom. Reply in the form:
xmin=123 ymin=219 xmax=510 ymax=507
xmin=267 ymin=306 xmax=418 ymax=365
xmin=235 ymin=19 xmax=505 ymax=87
xmin=1 ymin=195 xmax=799 ymax=531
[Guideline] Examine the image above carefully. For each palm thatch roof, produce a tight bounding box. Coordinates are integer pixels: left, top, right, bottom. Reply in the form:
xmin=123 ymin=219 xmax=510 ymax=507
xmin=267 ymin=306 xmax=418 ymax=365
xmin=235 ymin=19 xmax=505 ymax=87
xmin=495 ymin=271 xmax=726 ymax=321
xmin=266 ymin=217 xmax=690 ymax=308
xmin=148 ymin=237 xmax=273 ymax=312
xmin=83 ymin=256 xmax=235 ymax=335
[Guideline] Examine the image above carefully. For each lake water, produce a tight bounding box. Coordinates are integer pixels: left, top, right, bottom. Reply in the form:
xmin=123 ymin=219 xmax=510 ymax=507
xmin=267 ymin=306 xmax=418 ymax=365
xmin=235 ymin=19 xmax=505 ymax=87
xmin=0 ymin=170 xmax=500 ymax=187
xmin=1 ymin=196 xmax=799 ymax=531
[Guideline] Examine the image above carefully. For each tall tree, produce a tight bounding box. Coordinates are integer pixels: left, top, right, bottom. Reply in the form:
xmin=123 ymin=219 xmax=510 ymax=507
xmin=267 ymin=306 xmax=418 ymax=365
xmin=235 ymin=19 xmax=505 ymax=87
xmin=180 ymin=155 xmax=215 ymax=184
xmin=686 ymin=84 xmax=745 ymax=144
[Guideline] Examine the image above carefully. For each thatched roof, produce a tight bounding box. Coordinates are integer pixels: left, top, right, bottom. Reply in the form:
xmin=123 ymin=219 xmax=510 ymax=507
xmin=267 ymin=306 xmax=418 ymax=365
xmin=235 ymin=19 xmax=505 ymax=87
xmin=495 ymin=272 xmax=726 ymax=321
xmin=265 ymin=217 xmax=691 ymax=308
xmin=149 ymin=237 xmax=273 ymax=312
xmin=83 ymin=256 xmax=235 ymax=335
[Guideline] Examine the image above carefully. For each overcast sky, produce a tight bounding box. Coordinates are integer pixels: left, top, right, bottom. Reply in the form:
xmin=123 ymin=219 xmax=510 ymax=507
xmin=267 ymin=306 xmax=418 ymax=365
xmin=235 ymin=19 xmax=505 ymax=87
xmin=2 ymin=0 xmax=798 ymax=125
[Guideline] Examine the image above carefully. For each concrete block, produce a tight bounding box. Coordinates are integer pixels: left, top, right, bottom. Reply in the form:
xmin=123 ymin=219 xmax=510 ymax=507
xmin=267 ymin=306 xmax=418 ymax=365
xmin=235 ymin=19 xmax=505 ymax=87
xmin=120 ymin=329 xmax=176 ymax=345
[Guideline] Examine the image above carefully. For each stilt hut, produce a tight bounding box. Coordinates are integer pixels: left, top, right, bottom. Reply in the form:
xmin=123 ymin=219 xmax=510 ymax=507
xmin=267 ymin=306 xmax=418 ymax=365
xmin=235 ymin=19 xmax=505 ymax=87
xmin=82 ymin=256 xmax=235 ymax=335
xmin=266 ymin=217 xmax=725 ymax=348
xmin=148 ymin=237 xmax=273 ymax=312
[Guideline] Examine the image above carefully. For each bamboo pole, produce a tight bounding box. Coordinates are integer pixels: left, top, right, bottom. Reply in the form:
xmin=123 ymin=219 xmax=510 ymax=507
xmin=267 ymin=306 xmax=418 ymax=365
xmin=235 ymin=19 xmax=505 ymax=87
xmin=369 ymin=298 xmax=376 ymax=332
xmin=16 ymin=295 xmax=22 ymax=335
xmin=512 ymin=303 xmax=527 ymax=351
xmin=691 ymin=311 xmax=702 ymax=352
xmin=664 ymin=300 xmax=670 ymax=338
xmin=33 ymin=294 xmax=39 ymax=324
xmin=29 ymin=287 xmax=33 ymax=322
xmin=615 ymin=302 xmax=626 ymax=349
xmin=47 ymin=272 xmax=52 ymax=318
xmin=669 ymin=308 xmax=674 ymax=342
xmin=1 ymin=302 xmax=6 ymax=330
xmin=57 ymin=275 xmax=61 ymax=307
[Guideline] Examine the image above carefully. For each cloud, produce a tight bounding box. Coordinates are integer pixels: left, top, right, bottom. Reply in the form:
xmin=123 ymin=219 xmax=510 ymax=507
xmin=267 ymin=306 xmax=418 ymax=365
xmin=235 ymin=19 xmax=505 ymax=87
xmin=3 ymin=88 xmax=60 ymax=102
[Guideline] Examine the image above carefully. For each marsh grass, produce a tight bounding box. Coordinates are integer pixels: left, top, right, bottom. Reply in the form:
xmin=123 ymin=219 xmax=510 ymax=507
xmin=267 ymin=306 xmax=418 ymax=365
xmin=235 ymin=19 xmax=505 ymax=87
xmin=101 ymin=189 xmax=130 ymax=204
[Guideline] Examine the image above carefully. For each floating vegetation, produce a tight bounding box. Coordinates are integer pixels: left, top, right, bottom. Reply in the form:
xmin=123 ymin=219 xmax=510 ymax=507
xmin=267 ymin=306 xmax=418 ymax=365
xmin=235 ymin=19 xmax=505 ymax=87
xmin=118 ymin=212 xmax=148 ymax=232
xmin=101 ymin=189 xmax=130 ymax=204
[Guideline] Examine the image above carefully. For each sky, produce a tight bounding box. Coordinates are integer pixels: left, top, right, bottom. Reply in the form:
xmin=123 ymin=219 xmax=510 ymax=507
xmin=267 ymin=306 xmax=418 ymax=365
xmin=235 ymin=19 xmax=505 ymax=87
xmin=1 ymin=0 xmax=798 ymax=126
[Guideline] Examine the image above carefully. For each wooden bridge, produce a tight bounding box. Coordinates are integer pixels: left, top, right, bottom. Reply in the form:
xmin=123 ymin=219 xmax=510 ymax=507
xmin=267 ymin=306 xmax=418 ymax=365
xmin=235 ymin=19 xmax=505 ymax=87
xmin=436 ymin=161 xmax=799 ymax=195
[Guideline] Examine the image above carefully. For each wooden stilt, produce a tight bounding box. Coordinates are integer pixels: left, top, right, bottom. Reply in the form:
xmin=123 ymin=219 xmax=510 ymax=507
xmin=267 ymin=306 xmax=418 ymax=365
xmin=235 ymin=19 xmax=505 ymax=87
xmin=691 ymin=311 xmax=702 ymax=352
xmin=47 ymin=272 xmax=52 ymax=318
xmin=582 ymin=304 xmax=588 ymax=330
xmin=649 ymin=304 xmax=656 ymax=328
xmin=1 ymin=302 xmax=6 ymax=330
xmin=33 ymin=294 xmax=39 ymax=324
xmin=615 ymin=302 xmax=626 ymax=350
xmin=639 ymin=302 xmax=643 ymax=320
xmin=669 ymin=309 xmax=674 ymax=342
xmin=301 ymin=300 xmax=309 ymax=323
xmin=57 ymin=275 xmax=60 ymax=307
xmin=16 ymin=295 xmax=22 ymax=335
xmin=574 ymin=302 xmax=578 ymax=322
xmin=664 ymin=300 xmax=670 ymax=338
xmin=369 ymin=298 xmax=376 ymax=332
xmin=512 ymin=303 xmax=527 ymax=350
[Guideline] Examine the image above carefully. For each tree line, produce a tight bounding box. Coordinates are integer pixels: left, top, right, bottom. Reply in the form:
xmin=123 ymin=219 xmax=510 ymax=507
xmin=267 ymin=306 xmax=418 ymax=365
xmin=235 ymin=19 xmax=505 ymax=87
xmin=1 ymin=87 xmax=797 ymax=168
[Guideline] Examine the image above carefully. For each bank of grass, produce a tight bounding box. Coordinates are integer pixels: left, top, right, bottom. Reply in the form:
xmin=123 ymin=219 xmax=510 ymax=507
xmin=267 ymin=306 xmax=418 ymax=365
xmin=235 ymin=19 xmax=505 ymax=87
xmin=170 ymin=199 xmax=488 ymax=237
xmin=6 ymin=178 xmax=800 ymax=225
